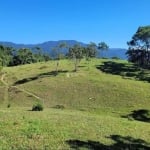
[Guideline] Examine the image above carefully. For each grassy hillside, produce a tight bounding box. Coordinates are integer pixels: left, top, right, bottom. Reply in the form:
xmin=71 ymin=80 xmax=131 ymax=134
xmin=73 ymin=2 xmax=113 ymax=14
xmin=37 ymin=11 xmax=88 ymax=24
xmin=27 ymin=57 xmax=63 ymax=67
xmin=2 ymin=59 xmax=150 ymax=111
xmin=0 ymin=59 xmax=150 ymax=149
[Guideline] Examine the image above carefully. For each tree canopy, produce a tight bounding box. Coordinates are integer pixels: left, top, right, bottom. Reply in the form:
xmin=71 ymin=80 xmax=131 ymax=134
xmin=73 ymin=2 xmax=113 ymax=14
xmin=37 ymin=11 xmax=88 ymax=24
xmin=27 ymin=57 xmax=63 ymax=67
xmin=85 ymin=42 xmax=97 ymax=60
xmin=0 ymin=45 xmax=13 ymax=66
xmin=98 ymin=42 xmax=109 ymax=58
xmin=128 ymin=26 xmax=150 ymax=50
xmin=127 ymin=26 xmax=150 ymax=67
xmin=68 ymin=44 xmax=84 ymax=71
xmin=0 ymin=45 xmax=51 ymax=67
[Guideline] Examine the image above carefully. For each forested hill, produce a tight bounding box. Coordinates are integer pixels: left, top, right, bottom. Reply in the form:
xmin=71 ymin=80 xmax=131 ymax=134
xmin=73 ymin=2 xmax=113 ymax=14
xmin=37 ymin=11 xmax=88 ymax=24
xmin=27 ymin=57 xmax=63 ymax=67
xmin=0 ymin=40 xmax=127 ymax=59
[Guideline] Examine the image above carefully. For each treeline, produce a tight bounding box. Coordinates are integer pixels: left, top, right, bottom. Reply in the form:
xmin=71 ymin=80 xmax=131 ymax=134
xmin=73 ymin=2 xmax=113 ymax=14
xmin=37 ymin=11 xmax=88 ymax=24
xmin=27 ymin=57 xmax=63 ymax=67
xmin=0 ymin=42 xmax=109 ymax=69
xmin=0 ymin=46 xmax=51 ymax=66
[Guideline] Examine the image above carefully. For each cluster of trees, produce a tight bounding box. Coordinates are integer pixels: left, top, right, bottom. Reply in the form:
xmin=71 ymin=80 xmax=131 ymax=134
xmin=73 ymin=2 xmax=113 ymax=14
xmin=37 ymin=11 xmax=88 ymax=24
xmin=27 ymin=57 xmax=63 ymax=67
xmin=0 ymin=46 xmax=51 ymax=67
xmin=52 ymin=42 xmax=109 ymax=72
xmin=67 ymin=42 xmax=108 ymax=71
xmin=127 ymin=26 xmax=150 ymax=67
xmin=0 ymin=41 xmax=109 ymax=72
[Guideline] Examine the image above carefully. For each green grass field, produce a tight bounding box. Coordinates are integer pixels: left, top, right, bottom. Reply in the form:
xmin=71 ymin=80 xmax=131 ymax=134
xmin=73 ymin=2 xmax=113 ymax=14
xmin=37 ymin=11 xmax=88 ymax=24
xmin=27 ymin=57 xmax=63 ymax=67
xmin=0 ymin=59 xmax=150 ymax=149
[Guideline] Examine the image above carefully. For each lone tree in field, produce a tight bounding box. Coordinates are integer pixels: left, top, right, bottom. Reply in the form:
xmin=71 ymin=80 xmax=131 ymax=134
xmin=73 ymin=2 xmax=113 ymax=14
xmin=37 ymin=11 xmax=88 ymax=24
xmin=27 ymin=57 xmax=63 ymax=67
xmin=68 ymin=44 xmax=84 ymax=72
xmin=127 ymin=25 xmax=150 ymax=67
xmin=98 ymin=42 xmax=109 ymax=58
xmin=53 ymin=42 xmax=68 ymax=73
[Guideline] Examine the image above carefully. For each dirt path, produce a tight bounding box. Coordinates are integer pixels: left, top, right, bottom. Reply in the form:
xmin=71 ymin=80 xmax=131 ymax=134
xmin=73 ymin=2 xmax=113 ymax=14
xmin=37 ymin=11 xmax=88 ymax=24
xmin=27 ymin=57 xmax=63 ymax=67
xmin=1 ymin=73 xmax=44 ymax=103
xmin=1 ymin=74 xmax=7 ymax=86
xmin=1 ymin=74 xmax=9 ymax=106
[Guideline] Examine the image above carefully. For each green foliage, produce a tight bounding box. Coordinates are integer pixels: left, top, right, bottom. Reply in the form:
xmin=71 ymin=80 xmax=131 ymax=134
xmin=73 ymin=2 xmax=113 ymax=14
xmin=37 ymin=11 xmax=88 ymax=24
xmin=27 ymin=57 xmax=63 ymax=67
xmin=32 ymin=47 xmax=51 ymax=62
xmin=111 ymin=56 xmax=120 ymax=60
xmin=0 ymin=45 xmax=51 ymax=66
xmin=0 ymin=45 xmax=13 ymax=66
xmin=67 ymin=42 xmax=109 ymax=71
xmin=68 ymin=44 xmax=84 ymax=71
xmin=97 ymin=42 xmax=109 ymax=58
xmin=53 ymin=42 xmax=68 ymax=72
xmin=85 ymin=42 xmax=97 ymax=60
xmin=52 ymin=42 xmax=68 ymax=60
xmin=0 ymin=63 xmax=3 ymax=73
xmin=32 ymin=103 xmax=43 ymax=111
xmin=127 ymin=26 xmax=150 ymax=67
xmin=7 ymin=103 xmax=11 ymax=108
xmin=98 ymin=42 xmax=109 ymax=50
xmin=16 ymin=48 xmax=35 ymax=64
xmin=53 ymin=104 xmax=65 ymax=109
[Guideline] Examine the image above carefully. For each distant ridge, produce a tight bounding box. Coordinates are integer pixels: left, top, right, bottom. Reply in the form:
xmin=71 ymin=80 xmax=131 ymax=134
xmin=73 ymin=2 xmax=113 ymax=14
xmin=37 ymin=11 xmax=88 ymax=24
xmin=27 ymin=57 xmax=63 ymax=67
xmin=0 ymin=40 xmax=85 ymax=50
xmin=0 ymin=40 xmax=127 ymax=59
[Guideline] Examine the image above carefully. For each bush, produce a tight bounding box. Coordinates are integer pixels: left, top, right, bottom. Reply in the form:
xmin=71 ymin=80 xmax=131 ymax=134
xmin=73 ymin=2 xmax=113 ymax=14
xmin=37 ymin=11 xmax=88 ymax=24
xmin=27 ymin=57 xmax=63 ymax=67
xmin=32 ymin=103 xmax=43 ymax=111
xmin=39 ymin=65 xmax=48 ymax=70
xmin=7 ymin=103 xmax=11 ymax=108
xmin=111 ymin=56 xmax=120 ymax=60
xmin=53 ymin=104 xmax=65 ymax=109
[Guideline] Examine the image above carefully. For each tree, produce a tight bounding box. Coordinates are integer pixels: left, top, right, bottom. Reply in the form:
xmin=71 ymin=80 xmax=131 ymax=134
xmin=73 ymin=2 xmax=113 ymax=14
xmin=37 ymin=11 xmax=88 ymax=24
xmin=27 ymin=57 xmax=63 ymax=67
xmin=13 ymin=48 xmax=35 ymax=65
xmin=127 ymin=26 xmax=150 ymax=66
xmin=84 ymin=42 xmax=97 ymax=60
xmin=82 ymin=42 xmax=97 ymax=70
xmin=68 ymin=44 xmax=84 ymax=72
xmin=98 ymin=42 xmax=109 ymax=58
xmin=53 ymin=42 xmax=68 ymax=72
xmin=0 ymin=45 xmax=13 ymax=66
xmin=33 ymin=47 xmax=43 ymax=62
xmin=0 ymin=45 xmax=51 ymax=66
xmin=0 ymin=58 xmax=3 ymax=73
xmin=32 ymin=47 xmax=49 ymax=62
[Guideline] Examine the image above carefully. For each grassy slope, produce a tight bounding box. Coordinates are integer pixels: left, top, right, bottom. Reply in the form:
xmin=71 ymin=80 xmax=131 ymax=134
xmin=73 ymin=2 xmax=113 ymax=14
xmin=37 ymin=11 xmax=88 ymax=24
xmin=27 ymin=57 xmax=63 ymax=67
xmin=0 ymin=59 xmax=150 ymax=149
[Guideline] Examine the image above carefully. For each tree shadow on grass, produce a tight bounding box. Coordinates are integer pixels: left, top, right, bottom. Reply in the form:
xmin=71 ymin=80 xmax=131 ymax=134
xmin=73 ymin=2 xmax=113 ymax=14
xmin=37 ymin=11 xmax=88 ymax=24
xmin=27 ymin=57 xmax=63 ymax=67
xmin=66 ymin=135 xmax=150 ymax=150
xmin=14 ymin=70 xmax=68 ymax=85
xmin=96 ymin=61 xmax=150 ymax=82
xmin=122 ymin=109 xmax=150 ymax=123
xmin=78 ymin=65 xmax=86 ymax=68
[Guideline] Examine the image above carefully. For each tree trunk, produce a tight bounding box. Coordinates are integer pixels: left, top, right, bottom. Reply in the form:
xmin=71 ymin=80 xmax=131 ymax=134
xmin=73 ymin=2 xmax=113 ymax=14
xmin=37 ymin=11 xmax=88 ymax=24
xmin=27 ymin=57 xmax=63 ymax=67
xmin=56 ymin=60 xmax=59 ymax=73
xmin=74 ymin=59 xmax=78 ymax=72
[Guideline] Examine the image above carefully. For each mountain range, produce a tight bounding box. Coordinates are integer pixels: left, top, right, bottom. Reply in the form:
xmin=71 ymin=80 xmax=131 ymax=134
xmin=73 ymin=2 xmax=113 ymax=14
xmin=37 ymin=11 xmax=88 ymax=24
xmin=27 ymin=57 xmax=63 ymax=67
xmin=0 ymin=40 xmax=127 ymax=59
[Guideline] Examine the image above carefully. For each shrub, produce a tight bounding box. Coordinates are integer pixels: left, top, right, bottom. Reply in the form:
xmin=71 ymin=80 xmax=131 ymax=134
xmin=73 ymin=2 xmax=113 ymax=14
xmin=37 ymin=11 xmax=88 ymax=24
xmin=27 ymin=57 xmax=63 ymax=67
xmin=32 ymin=103 xmax=43 ymax=111
xmin=7 ymin=103 xmax=11 ymax=108
xmin=39 ymin=65 xmax=48 ymax=69
xmin=111 ymin=56 xmax=120 ymax=60
xmin=53 ymin=104 xmax=65 ymax=109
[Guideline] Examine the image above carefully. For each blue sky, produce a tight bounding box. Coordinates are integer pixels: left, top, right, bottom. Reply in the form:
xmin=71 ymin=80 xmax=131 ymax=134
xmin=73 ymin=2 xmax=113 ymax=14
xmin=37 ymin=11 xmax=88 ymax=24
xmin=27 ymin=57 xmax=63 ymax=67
xmin=0 ymin=0 xmax=150 ymax=48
